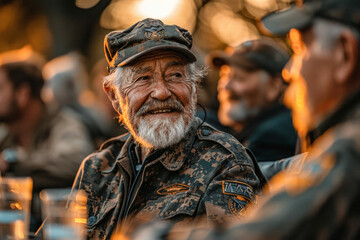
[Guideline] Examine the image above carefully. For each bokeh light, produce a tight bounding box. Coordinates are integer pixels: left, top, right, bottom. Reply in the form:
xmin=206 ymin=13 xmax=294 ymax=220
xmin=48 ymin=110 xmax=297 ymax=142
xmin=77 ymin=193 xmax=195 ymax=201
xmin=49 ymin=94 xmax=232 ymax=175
xmin=100 ymin=0 xmax=197 ymax=33
xmin=135 ymin=0 xmax=181 ymax=19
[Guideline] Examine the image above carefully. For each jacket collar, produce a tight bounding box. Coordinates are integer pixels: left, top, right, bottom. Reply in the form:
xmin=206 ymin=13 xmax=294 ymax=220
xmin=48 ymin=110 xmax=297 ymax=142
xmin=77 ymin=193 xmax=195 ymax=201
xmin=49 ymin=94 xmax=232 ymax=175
xmin=116 ymin=135 xmax=135 ymax=178
xmin=102 ymin=133 xmax=133 ymax=176
xmin=157 ymin=117 xmax=201 ymax=171
xmin=307 ymin=89 xmax=360 ymax=145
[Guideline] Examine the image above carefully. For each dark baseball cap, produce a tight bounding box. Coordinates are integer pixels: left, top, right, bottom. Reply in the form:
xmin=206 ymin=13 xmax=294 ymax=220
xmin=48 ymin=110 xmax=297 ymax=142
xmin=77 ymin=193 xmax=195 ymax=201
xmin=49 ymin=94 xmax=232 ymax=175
xmin=104 ymin=18 xmax=197 ymax=72
xmin=259 ymin=0 xmax=360 ymax=36
xmin=207 ymin=39 xmax=289 ymax=76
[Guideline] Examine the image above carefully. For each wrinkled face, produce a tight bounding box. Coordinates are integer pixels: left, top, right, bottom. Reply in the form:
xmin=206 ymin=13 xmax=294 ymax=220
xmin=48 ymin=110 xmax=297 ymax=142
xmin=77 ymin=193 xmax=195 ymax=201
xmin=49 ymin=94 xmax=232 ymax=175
xmin=217 ymin=65 xmax=270 ymax=128
xmin=284 ymin=27 xmax=336 ymax=137
xmin=117 ymin=53 xmax=196 ymax=149
xmin=0 ymin=69 xmax=21 ymax=123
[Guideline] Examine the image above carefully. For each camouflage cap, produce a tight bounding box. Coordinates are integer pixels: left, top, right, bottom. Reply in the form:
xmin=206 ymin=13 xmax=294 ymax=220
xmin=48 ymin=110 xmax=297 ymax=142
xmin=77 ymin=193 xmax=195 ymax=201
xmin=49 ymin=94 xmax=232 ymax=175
xmin=259 ymin=0 xmax=360 ymax=36
xmin=207 ymin=39 xmax=289 ymax=76
xmin=104 ymin=18 xmax=197 ymax=72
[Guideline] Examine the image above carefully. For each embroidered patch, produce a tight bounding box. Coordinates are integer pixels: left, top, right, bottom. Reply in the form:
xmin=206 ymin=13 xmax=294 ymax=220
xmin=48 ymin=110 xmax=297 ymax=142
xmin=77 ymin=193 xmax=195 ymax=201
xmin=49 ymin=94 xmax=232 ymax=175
xmin=157 ymin=183 xmax=190 ymax=195
xmin=228 ymin=196 xmax=248 ymax=219
xmin=144 ymin=26 xmax=164 ymax=41
xmin=222 ymin=180 xmax=255 ymax=203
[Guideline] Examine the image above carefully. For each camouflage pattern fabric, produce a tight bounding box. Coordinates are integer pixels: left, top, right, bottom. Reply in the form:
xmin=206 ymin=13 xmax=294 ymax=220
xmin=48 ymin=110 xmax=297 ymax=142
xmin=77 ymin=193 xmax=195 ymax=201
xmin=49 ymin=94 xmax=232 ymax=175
xmin=137 ymin=90 xmax=360 ymax=240
xmin=71 ymin=117 xmax=266 ymax=240
xmin=104 ymin=18 xmax=197 ymax=71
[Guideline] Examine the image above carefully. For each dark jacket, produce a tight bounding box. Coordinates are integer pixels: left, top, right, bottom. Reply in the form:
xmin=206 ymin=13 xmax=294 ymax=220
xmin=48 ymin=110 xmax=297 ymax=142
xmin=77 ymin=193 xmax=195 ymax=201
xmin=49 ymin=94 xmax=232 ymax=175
xmin=71 ymin=117 xmax=266 ymax=239
xmin=235 ymin=103 xmax=298 ymax=162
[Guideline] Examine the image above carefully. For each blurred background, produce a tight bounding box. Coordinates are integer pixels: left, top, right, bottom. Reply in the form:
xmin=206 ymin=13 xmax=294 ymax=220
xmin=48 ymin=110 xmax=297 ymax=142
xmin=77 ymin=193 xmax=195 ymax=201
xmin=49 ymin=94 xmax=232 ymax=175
xmin=0 ymin=0 xmax=294 ymax=109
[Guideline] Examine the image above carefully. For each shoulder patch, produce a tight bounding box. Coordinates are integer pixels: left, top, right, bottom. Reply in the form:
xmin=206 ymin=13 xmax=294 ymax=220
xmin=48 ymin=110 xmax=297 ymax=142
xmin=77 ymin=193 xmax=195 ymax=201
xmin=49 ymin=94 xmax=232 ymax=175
xmin=222 ymin=180 xmax=256 ymax=203
xmin=157 ymin=184 xmax=190 ymax=195
xmin=228 ymin=196 xmax=248 ymax=219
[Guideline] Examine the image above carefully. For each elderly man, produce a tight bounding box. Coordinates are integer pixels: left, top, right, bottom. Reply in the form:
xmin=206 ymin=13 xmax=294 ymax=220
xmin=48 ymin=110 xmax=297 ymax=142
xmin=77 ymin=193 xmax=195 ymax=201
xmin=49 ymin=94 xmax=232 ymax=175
xmin=209 ymin=39 xmax=298 ymax=163
xmin=130 ymin=0 xmax=360 ymax=239
xmin=70 ymin=18 xmax=265 ymax=239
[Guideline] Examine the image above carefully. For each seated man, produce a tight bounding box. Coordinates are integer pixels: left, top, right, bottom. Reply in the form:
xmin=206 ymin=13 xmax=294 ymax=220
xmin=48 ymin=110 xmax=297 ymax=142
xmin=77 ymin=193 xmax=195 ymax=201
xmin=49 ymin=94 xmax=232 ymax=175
xmin=0 ymin=47 xmax=94 ymax=232
xmin=209 ymin=39 xmax=298 ymax=162
xmin=130 ymin=0 xmax=360 ymax=239
xmin=70 ymin=18 xmax=266 ymax=239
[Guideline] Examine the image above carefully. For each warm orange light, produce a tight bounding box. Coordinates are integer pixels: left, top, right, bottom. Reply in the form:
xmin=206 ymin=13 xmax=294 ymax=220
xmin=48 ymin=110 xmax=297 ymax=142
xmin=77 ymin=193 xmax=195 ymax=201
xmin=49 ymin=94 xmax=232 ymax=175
xmin=217 ymin=65 xmax=238 ymax=128
xmin=289 ymin=29 xmax=303 ymax=55
xmin=246 ymin=0 xmax=274 ymax=10
xmin=282 ymin=68 xmax=291 ymax=83
xmin=284 ymin=29 xmax=312 ymax=146
xmin=17 ymin=231 xmax=25 ymax=239
xmin=15 ymin=203 xmax=22 ymax=210
xmin=74 ymin=218 xmax=87 ymax=224
xmin=135 ymin=0 xmax=180 ymax=19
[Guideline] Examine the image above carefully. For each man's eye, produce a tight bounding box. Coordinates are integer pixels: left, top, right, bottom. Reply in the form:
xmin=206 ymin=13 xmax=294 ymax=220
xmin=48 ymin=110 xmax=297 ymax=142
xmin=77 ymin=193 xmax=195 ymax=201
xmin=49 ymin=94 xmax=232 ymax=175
xmin=137 ymin=76 xmax=150 ymax=81
xmin=168 ymin=72 xmax=183 ymax=79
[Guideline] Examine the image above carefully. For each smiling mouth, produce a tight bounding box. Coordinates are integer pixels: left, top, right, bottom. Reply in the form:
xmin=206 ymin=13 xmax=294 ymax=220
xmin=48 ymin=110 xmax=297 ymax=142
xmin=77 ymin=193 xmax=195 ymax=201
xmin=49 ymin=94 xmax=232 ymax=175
xmin=138 ymin=99 xmax=185 ymax=116
xmin=148 ymin=108 xmax=177 ymax=114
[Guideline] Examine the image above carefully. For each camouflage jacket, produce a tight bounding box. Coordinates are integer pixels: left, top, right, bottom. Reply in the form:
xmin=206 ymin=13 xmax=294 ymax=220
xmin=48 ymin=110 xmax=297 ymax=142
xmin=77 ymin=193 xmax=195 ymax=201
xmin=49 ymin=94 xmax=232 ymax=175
xmin=140 ymin=90 xmax=360 ymax=240
xmin=71 ymin=117 xmax=266 ymax=240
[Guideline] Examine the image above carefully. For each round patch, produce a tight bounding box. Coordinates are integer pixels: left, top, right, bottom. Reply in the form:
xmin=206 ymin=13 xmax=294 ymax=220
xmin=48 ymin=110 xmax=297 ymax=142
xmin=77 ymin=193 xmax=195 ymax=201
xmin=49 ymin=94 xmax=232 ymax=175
xmin=228 ymin=196 xmax=248 ymax=219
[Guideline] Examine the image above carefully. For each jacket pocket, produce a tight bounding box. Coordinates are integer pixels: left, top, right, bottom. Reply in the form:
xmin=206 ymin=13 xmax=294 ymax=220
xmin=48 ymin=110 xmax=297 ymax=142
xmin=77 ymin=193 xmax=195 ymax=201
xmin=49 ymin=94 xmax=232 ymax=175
xmin=159 ymin=192 xmax=201 ymax=219
xmin=86 ymin=197 xmax=117 ymax=239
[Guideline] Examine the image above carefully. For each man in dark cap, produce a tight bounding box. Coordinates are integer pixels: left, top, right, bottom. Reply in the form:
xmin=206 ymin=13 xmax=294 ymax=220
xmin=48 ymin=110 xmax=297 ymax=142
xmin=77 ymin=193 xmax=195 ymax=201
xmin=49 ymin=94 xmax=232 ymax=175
xmin=70 ymin=18 xmax=266 ymax=239
xmin=130 ymin=0 xmax=360 ymax=239
xmin=209 ymin=39 xmax=298 ymax=163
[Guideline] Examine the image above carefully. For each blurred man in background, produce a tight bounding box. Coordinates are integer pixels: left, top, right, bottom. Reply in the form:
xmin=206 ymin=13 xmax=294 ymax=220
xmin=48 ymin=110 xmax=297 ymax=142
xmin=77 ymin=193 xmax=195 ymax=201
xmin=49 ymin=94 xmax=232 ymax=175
xmin=42 ymin=52 xmax=113 ymax=148
xmin=0 ymin=47 xmax=94 ymax=233
xmin=209 ymin=39 xmax=298 ymax=162
xmin=133 ymin=0 xmax=360 ymax=239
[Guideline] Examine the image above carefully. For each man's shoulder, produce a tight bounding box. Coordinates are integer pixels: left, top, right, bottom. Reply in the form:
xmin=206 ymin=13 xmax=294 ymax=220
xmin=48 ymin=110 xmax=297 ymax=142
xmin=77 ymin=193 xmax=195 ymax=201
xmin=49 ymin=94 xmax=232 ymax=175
xmin=99 ymin=133 xmax=130 ymax=150
xmin=81 ymin=133 xmax=130 ymax=169
xmin=194 ymin=122 xmax=252 ymax=165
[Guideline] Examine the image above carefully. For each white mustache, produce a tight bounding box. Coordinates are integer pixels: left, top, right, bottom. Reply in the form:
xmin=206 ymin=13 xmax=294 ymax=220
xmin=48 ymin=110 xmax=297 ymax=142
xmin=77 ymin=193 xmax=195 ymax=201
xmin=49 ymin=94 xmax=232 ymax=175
xmin=136 ymin=99 xmax=184 ymax=116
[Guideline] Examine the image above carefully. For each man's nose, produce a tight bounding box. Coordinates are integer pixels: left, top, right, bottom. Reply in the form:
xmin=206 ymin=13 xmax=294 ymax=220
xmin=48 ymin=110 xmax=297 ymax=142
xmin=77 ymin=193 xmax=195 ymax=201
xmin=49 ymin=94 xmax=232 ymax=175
xmin=223 ymin=78 xmax=234 ymax=91
xmin=150 ymin=78 xmax=171 ymax=100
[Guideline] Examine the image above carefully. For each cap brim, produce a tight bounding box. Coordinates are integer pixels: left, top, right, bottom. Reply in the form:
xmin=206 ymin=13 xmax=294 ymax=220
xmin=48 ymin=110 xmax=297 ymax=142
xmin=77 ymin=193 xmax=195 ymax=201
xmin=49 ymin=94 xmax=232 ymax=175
xmin=205 ymin=50 xmax=230 ymax=68
xmin=118 ymin=42 xmax=197 ymax=67
xmin=206 ymin=50 xmax=259 ymax=71
xmin=259 ymin=2 xmax=322 ymax=36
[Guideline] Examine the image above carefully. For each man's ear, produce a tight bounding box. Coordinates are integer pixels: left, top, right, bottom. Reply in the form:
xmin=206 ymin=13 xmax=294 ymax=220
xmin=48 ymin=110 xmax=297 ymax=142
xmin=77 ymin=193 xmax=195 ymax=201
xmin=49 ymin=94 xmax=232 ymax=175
xmin=103 ymin=85 xmax=122 ymax=114
xmin=265 ymin=76 xmax=283 ymax=103
xmin=334 ymin=30 xmax=359 ymax=84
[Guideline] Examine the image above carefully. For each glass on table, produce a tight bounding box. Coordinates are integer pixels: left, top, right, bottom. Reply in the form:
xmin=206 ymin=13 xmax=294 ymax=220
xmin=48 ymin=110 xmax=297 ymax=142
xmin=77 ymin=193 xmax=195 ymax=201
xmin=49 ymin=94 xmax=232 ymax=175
xmin=40 ymin=188 xmax=87 ymax=240
xmin=0 ymin=177 xmax=33 ymax=240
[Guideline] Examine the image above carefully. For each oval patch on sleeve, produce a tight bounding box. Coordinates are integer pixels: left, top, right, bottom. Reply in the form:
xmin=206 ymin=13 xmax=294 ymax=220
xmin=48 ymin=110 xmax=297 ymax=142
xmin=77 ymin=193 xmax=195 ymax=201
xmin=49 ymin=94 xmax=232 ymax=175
xmin=222 ymin=180 xmax=255 ymax=203
xmin=157 ymin=183 xmax=190 ymax=195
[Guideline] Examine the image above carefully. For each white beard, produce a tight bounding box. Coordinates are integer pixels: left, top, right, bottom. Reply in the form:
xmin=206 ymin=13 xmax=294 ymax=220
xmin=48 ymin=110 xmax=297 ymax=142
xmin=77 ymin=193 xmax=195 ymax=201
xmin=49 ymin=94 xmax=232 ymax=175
xmin=120 ymin=95 xmax=196 ymax=149
xmin=137 ymin=115 xmax=189 ymax=149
